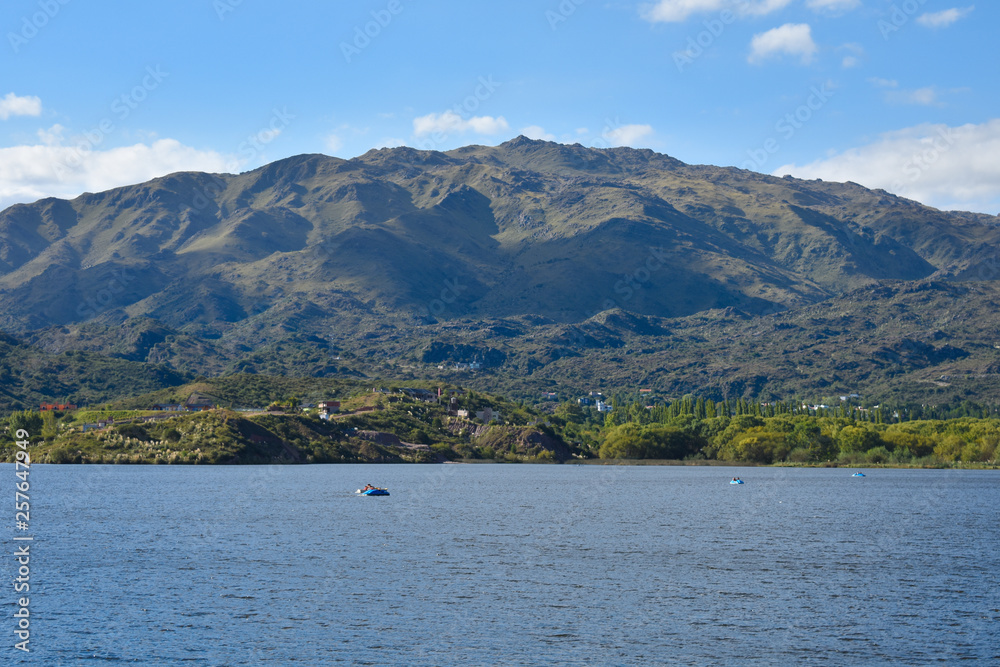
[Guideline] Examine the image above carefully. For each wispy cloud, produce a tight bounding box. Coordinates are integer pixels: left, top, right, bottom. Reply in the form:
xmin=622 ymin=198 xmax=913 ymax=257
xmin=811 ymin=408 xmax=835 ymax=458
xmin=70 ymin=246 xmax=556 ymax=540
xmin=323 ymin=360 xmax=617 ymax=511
xmin=917 ymin=6 xmax=975 ymax=28
xmin=886 ymin=87 xmax=940 ymax=106
xmin=869 ymin=79 xmax=942 ymax=106
xmin=640 ymin=0 xmax=792 ymax=23
xmin=868 ymin=77 xmax=898 ymax=89
xmin=324 ymin=134 xmax=344 ymax=153
xmin=749 ymin=24 xmax=818 ymax=65
xmin=0 ymin=93 xmax=42 ymax=120
xmin=839 ymin=42 xmax=864 ymax=68
xmin=806 ymin=0 xmax=860 ymax=13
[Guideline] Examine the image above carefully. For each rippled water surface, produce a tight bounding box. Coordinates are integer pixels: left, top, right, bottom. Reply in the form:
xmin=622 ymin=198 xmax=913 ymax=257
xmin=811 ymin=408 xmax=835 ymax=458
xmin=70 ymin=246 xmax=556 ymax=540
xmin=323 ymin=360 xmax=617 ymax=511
xmin=4 ymin=464 xmax=999 ymax=665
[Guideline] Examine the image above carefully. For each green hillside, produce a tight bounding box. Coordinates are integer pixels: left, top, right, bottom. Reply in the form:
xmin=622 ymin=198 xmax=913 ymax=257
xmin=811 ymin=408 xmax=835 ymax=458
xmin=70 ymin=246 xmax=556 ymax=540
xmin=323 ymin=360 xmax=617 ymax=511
xmin=1 ymin=138 xmax=1000 ymax=408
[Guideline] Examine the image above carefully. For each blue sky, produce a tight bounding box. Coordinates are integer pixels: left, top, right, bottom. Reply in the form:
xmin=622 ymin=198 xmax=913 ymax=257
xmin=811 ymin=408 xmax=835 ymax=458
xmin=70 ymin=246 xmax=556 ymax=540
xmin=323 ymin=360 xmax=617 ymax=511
xmin=1 ymin=0 xmax=997 ymax=213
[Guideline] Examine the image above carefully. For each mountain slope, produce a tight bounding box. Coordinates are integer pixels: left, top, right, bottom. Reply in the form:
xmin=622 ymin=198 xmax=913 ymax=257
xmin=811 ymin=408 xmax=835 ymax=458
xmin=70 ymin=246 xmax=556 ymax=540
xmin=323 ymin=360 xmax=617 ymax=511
xmin=2 ymin=137 xmax=998 ymax=338
xmin=2 ymin=138 xmax=1000 ymax=406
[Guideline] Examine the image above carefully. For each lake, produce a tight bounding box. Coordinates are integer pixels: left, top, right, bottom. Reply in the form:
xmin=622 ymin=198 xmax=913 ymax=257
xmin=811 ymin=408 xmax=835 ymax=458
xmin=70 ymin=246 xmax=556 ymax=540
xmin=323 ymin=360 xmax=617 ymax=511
xmin=3 ymin=464 xmax=998 ymax=665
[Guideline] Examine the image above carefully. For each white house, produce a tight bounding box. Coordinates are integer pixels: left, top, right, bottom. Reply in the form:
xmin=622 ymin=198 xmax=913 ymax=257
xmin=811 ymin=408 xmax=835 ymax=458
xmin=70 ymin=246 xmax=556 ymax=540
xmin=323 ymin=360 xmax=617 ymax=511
xmin=476 ymin=407 xmax=501 ymax=422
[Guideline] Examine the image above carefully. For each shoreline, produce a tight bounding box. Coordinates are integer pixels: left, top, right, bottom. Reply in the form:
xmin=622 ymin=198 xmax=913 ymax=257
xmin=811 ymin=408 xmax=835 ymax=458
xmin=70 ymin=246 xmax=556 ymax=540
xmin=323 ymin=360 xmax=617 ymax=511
xmin=6 ymin=459 xmax=997 ymax=470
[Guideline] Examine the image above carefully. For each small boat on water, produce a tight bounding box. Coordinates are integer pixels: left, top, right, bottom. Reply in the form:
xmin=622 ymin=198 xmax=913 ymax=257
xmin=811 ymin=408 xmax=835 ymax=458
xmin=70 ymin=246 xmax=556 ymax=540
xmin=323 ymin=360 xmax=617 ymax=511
xmin=852 ymin=472 xmax=866 ymax=477
xmin=357 ymin=487 xmax=390 ymax=496
xmin=730 ymin=479 xmax=744 ymax=485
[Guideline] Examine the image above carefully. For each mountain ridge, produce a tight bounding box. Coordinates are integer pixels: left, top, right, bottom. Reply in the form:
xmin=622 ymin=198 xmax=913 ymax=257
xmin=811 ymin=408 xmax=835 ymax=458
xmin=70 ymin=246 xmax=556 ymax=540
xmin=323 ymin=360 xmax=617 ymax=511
xmin=2 ymin=136 xmax=999 ymax=406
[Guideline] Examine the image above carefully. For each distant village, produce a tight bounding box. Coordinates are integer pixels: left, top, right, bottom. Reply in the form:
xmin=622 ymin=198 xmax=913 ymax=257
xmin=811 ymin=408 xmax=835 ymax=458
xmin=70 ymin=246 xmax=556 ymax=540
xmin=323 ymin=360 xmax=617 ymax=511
xmin=38 ymin=386 xmax=882 ymax=435
xmin=36 ymin=387 xmax=515 ymax=433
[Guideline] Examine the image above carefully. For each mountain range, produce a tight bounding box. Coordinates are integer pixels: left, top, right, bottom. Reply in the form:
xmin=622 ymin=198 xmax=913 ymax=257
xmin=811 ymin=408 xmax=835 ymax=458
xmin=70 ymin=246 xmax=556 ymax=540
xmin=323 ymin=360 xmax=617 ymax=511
xmin=1 ymin=136 xmax=998 ymax=409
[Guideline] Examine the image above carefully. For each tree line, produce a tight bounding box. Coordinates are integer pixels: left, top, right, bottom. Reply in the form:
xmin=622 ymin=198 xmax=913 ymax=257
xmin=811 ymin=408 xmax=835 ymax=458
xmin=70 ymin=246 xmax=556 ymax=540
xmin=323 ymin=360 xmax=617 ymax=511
xmin=584 ymin=396 xmax=1000 ymax=464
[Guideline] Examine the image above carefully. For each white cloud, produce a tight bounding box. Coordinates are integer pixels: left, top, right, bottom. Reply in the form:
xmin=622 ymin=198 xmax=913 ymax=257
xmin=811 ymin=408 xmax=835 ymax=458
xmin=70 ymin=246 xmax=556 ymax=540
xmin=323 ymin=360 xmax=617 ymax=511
xmin=520 ymin=125 xmax=556 ymax=141
xmin=603 ymin=124 xmax=655 ymax=147
xmin=839 ymin=42 xmax=864 ymax=68
xmin=886 ymin=86 xmax=939 ymax=106
xmin=325 ymin=133 xmax=344 ymax=153
xmin=917 ymin=6 xmax=974 ymax=28
xmin=0 ymin=93 xmax=42 ymax=120
xmin=37 ymin=124 xmax=65 ymax=146
xmin=749 ymin=23 xmax=818 ymax=65
xmin=642 ymin=0 xmax=726 ymax=22
xmin=869 ymin=79 xmax=942 ymax=105
xmin=641 ymin=0 xmax=791 ymax=23
xmin=806 ymin=0 xmax=860 ymax=13
xmin=413 ymin=111 xmax=509 ymax=137
xmin=0 ymin=135 xmax=230 ymax=211
xmin=323 ymin=123 xmax=368 ymax=154
xmin=868 ymin=77 xmax=898 ymax=89
xmin=772 ymin=119 xmax=1000 ymax=214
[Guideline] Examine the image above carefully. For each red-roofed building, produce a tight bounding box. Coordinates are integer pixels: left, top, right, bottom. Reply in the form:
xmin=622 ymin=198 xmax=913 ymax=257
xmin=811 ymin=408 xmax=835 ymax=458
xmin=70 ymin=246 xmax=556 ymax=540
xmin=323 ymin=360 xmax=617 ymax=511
xmin=40 ymin=403 xmax=77 ymax=412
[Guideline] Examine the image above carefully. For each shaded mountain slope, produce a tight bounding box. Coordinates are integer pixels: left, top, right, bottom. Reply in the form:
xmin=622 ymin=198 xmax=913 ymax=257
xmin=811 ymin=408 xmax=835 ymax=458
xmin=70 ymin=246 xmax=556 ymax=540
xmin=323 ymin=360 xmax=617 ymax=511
xmin=2 ymin=137 xmax=998 ymax=339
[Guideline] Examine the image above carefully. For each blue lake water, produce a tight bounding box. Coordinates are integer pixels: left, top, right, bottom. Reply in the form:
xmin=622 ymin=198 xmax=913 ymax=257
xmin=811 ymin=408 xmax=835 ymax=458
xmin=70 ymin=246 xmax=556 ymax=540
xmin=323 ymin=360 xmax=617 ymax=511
xmin=3 ymin=464 xmax=999 ymax=665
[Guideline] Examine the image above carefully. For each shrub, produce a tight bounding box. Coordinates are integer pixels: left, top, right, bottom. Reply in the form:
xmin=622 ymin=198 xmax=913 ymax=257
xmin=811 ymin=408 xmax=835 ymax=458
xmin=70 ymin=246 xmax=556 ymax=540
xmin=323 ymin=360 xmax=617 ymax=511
xmin=882 ymin=430 xmax=935 ymax=457
xmin=598 ymin=424 xmax=701 ymax=460
xmin=837 ymin=425 xmax=882 ymax=454
xmin=864 ymin=446 xmax=892 ymax=464
xmin=116 ymin=424 xmax=149 ymax=440
xmin=48 ymin=447 xmax=76 ymax=464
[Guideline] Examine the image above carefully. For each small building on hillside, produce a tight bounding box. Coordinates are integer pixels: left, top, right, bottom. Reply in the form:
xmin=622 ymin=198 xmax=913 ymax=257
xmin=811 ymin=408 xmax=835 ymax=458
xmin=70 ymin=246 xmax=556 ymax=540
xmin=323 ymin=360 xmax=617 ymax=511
xmin=400 ymin=388 xmax=437 ymax=402
xmin=318 ymin=400 xmax=341 ymax=413
xmin=476 ymin=407 xmax=501 ymax=423
xmin=596 ymin=401 xmax=612 ymax=413
xmin=152 ymin=404 xmax=185 ymax=412
xmin=81 ymin=418 xmax=114 ymax=432
xmin=186 ymin=393 xmax=215 ymax=411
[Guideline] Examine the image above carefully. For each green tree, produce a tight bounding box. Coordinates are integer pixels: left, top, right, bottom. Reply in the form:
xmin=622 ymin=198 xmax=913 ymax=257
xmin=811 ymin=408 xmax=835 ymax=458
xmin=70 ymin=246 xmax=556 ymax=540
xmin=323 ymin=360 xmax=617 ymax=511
xmin=836 ymin=425 xmax=882 ymax=454
xmin=555 ymin=401 xmax=584 ymax=423
xmin=882 ymin=429 xmax=935 ymax=457
xmin=8 ymin=411 xmax=43 ymax=437
xmin=598 ymin=423 xmax=700 ymax=460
